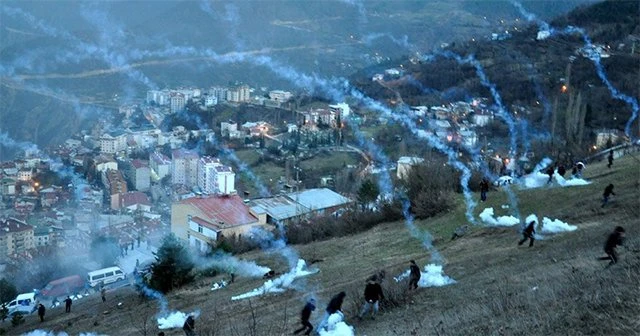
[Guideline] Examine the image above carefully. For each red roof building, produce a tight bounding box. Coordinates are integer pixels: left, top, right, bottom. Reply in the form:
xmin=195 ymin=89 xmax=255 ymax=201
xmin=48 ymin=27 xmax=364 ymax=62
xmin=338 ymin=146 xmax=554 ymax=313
xmin=171 ymin=194 xmax=262 ymax=242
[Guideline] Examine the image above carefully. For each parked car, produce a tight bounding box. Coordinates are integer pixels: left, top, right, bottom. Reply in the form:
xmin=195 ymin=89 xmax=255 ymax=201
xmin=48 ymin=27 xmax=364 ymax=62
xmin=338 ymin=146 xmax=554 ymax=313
xmin=87 ymin=266 xmax=126 ymax=288
xmin=40 ymin=275 xmax=86 ymax=298
xmin=5 ymin=292 xmax=37 ymax=316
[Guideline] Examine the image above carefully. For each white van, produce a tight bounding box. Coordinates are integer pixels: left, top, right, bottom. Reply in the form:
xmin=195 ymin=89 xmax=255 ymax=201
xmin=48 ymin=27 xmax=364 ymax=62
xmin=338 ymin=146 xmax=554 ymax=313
xmin=5 ymin=292 xmax=37 ymax=315
xmin=87 ymin=266 xmax=126 ymax=287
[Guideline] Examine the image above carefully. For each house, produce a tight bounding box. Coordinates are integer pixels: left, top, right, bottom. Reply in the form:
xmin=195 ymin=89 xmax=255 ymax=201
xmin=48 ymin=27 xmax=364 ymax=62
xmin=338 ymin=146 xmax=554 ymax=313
xmin=112 ymin=191 xmax=152 ymax=212
xmin=472 ymin=111 xmax=492 ymax=127
xmin=171 ymin=194 xmax=263 ymax=247
xmin=397 ymin=156 xmax=425 ymax=180
xmin=595 ymin=129 xmax=622 ymax=148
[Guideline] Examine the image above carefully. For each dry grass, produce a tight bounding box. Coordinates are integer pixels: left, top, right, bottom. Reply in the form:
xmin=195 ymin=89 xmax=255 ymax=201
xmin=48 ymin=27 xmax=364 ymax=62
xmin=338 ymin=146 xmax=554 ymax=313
xmin=9 ymin=156 xmax=640 ymax=335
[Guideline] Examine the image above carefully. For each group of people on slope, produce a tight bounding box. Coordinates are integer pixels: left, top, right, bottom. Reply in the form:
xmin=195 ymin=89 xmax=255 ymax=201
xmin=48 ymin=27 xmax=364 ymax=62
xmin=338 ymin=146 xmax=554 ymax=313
xmin=292 ymin=261 xmax=419 ymax=335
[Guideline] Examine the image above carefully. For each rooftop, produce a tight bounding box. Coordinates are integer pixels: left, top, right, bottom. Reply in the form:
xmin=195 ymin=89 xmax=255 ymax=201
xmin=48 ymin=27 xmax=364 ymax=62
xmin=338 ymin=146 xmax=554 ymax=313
xmin=286 ymin=188 xmax=352 ymax=211
xmin=0 ymin=218 xmax=34 ymax=235
xmin=179 ymin=195 xmax=258 ymax=227
xmin=250 ymin=196 xmax=311 ymax=221
xmin=120 ymin=191 xmax=151 ymax=207
xmin=172 ymin=148 xmax=199 ymax=160
xmin=131 ymin=159 xmax=149 ymax=169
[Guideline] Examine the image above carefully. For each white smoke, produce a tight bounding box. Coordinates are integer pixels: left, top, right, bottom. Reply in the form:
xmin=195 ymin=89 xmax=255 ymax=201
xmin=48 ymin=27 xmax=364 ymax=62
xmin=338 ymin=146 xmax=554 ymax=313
xmin=479 ymin=208 xmax=520 ymax=227
xmin=157 ymin=310 xmax=201 ymax=329
xmin=539 ymin=217 xmax=577 ymax=234
xmin=231 ymin=259 xmax=318 ymax=301
xmin=196 ymin=253 xmax=270 ymax=277
xmin=394 ymin=264 xmax=456 ymax=287
xmin=554 ymin=173 xmax=590 ymax=187
xmin=318 ymin=311 xmax=354 ymax=336
xmin=22 ymin=332 xmax=99 ymax=336
xmin=524 ymin=214 xmax=539 ymax=227
xmin=520 ymin=171 xmax=551 ymax=189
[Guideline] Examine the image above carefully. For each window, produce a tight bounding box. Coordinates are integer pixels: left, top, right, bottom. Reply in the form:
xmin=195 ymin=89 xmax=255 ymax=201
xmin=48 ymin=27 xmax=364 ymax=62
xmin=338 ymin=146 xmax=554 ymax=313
xmin=198 ymin=225 xmax=203 ymax=233
xmin=93 ymin=274 xmax=105 ymax=280
xmin=105 ymin=272 xmax=114 ymax=277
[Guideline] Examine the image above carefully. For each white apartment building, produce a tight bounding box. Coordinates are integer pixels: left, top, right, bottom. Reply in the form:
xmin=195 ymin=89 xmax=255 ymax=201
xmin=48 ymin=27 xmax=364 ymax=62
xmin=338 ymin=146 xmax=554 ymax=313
xmin=226 ymin=85 xmax=250 ymax=103
xmin=213 ymin=165 xmax=235 ymax=195
xmin=170 ymin=92 xmax=186 ymax=114
xmin=269 ymin=90 xmax=293 ymax=102
xmin=100 ymin=132 xmax=127 ymax=154
xmin=209 ymin=86 xmax=228 ymax=102
xmin=150 ymin=152 xmax=171 ymax=180
xmin=171 ymin=149 xmax=199 ymax=187
xmin=197 ymin=156 xmax=222 ymax=194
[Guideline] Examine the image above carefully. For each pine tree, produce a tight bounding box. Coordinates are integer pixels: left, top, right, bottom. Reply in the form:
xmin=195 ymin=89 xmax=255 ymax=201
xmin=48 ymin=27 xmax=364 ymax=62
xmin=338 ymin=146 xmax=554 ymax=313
xmin=149 ymin=234 xmax=195 ymax=293
xmin=357 ymin=179 xmax=380 ymax=210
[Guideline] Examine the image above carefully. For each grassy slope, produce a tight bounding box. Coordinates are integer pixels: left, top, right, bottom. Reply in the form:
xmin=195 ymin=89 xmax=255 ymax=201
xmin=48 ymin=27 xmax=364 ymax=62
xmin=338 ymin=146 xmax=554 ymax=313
xmin=10 ymin=155 xmax=640 ymax=335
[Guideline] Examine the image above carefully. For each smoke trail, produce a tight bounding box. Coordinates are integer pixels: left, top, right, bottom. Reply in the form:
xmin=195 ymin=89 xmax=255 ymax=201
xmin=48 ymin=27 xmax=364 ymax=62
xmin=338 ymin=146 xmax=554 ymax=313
xmin=362 ymin=33 xmax=414 ymax=51
xmin=512 ymin=1 xmax=639 ymax=138
xmin=431 ymin=51 xmax=520 ymax=155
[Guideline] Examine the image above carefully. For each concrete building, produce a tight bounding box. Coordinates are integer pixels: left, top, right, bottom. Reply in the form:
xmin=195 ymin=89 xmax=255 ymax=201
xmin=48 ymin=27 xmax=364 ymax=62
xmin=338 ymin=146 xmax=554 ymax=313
xmin=197 ymin=156 xmax=236 ymax=195
xmin=94 ymin=155 xmax=118 ymax=173
xmin=129 ymin=159 xmax=151 ymax=191
xmin=269 ymin=90 xmax=293 ymax=102
xmin=100 ymin=131 xmax=127 ymax=154
xmin=226 ymin=85 xmax=250 ymax=103
xmin=103 ymin=169 xmax=128 ymax=196
xmin=171 ymin=194 xmax=262 ymax=244
xmin=397 ymin=156 xmax=425 ymax=180
xmin=17 ymin=169 xmax=33 ymax=182
xmin=209 ymin=86 xmax=228 ymax=103
xmin=150 ymin=152 xmax=171 ymax=180
xmin=171 ymin=149 xmax=199 ymax=187
xmin=0 ymin=218 xmax=35 ymax=261
xmin=170 ymin=92 xmax=186 ymax=114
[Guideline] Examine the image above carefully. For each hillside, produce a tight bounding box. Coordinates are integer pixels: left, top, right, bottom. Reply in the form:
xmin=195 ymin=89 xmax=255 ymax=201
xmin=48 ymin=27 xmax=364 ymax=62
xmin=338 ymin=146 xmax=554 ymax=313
xmin=353 ymin=0 xmax=640 ymax=137
xmin=8 ymin=152 xmax=639 ymax=335
xmin=0 ymin=0 xmax=593 ymax=148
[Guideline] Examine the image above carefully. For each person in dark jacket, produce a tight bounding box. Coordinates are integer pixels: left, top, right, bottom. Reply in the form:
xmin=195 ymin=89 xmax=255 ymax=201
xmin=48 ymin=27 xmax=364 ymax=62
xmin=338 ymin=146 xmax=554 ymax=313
xmin=557 ymin=165 xmax=566 ymax=177
xmin=602 ymin=184 xmax=616 ymax=207
xmin=607 ymin=151 xmax=614 ymax=168
xmin=599 ymin=226 xmax=625 ymax=266
xmin=480 ymin=178 xmax=489 ymax=202
xmin=358 ymin=279 xmax=384 ymax=320
xmin=183 ymin=314 xmax=195 ymax=336
xmin=293 ymin=298 xmax=316 ymax=335
xmin=408 ymin=260 xmax=421 ymax=290
xmin=37 ymin=303 xmax=46 ymax=322
xmin=546 ymin=166 xmax=555 ymax=184
xmin=64 ymin=296 xmax=72 ymax=313
xmin=317 ymin=292 xmax=346 ymax=332
xmin=518 ymin=221 xmax=536 ymax=247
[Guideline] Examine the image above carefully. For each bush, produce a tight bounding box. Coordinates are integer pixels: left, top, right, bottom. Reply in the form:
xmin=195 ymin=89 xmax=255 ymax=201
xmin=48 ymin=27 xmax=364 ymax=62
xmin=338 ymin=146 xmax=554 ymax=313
xmin=403 ymin=161 xmax=457 ymax=219
xmin=149 ymin=234 xmax=195 ymax=293
xmin=286 ymin=202 xmax=404 ymax=245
